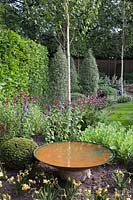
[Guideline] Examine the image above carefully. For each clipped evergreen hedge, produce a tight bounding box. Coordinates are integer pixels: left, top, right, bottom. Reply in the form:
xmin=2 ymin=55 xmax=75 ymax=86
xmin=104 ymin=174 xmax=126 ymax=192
xmin=0 ymin=29 xmax=48 ymax=100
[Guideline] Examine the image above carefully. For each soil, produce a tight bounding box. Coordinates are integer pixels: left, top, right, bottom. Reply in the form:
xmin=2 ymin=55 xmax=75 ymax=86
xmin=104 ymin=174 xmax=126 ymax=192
xmin=0 ymin=136 xmax=132 ymax=200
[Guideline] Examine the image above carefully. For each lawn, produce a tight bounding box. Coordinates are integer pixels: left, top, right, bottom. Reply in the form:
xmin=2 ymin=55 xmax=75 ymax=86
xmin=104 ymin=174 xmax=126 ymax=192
xmin=107 ymin=101 xmax=133 ymax=126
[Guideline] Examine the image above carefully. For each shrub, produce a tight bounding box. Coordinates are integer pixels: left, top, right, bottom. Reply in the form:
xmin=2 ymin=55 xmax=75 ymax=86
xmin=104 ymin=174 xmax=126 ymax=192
xmin=48 ymin=46 xmax=68 ymax=102
xmin=0 ymin=94 xmax=45 ymax=138
xmin=80 ymin=122 xmax=133 ymax=162
xmin=0 ymin=101 xmax=20 ymax=140
xmin=117 ymin=95 xmax=132 ymax=103
xmin=0 ymin=122 xmax=8 ymax=147
xmin=70 ymin=57 xmax=80 ymax=93
xmin=98 ymin=85 xmax=118 ymax=97
xmin=71 ymin=93 xmax=86 ymax=101
xmin=79 ymin=49 xmax=99 ymax=95
xmin=88 ymin=95 xmax=107 ymax=109
xmin=43 ymin=103 xmax=82 ymax=143
xmin=0 ymin=137 xmax=38 ymax=169
xmin=124 ymin=72 xmax=133 ymax=84
xmin=0 ymin=29 xmax=48 ymax=101
xmin=71 ymin=96 xmax=108 ymax=130
xmin=127 ymin=154 xmax=133 ymax=173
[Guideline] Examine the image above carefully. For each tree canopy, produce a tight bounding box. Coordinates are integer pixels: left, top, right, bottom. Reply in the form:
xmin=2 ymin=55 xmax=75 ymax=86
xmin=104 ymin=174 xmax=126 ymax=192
xmin=0 ymin=0 xmax=133 ymax=58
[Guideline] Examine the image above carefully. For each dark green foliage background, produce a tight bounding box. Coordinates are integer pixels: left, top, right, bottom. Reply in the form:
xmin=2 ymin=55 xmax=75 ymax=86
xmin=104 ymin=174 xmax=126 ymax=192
xmin=0 ymin=30 xmax=48 ymax=100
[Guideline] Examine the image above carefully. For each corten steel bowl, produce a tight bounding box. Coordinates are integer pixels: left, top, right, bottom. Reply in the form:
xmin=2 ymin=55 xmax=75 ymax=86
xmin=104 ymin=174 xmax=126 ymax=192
xmin=34 ymin=142 xmax=113 ymax=171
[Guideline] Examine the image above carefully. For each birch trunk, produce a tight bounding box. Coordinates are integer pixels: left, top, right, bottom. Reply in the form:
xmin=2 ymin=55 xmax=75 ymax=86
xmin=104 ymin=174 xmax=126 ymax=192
xmin=66 ymin=0 xmax=71 ymax=104
xmin=121 ymin=0 xmax=125 ymax=96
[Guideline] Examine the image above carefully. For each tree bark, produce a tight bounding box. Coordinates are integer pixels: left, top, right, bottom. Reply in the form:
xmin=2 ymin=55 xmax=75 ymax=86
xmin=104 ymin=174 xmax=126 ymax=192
xmin=121 ymin=0 xmax=125 ymax=96
xmin=66 ymin=0 xmax=71 ymax=104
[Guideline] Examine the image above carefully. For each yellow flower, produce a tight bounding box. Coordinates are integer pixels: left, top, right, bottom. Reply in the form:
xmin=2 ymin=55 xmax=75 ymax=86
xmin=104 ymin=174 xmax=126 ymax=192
xmin=24 ymin=169 xmax=29 ymax=175
xmin=114 ymin=191 xmax=121 ymax=198
xmin=84 ymin=189 xmax=91 ymax=197
xmin=43 ymin=179 xmax=49 ymax=184
xmin=2 ymin=193 xmax=11 ymax=200
xmin=34 ymin=190 xmax=39 ymax=194
xmin=0 ymin=180 xmax=3 ymax=188
xmin=103 ymin=188 xmax=108 ymax=192
xmin=126 ymin=198 xmax=131 ymax=200
xmin=72 ymin=179 xmax=81 ymax=187
xmin=63 ymin=189 xmax=67 ymax=198
xmin=128 ymin=178 xmax=131 ymax=184
xmin=96 ymin=187 xmax=103 ymax=197
xmin=29 ymin=179 xmax=36 ymax=184
xmin=22 ymin=184 xmax=30 ymax=191
xmin=16 ymin=174 xmax=21 ymax=182
xmin=45 ymin=192 xmax=48 ymax=196
xmin=0 ymin=171 xmax=4 ymax=178
xmin=8 ymin=176 xmax=15 ymax=183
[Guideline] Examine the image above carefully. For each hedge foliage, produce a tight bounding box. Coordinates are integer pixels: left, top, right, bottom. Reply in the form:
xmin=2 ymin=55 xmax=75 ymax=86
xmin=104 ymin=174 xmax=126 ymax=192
xmin=80 ymin=49 xmax=99 ymax=96
xmin=0 ymin=29 xmax=48 ymax=100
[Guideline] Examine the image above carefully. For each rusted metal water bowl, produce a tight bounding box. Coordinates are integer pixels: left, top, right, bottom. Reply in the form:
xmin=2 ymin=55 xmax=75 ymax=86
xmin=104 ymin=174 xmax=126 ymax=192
xmin=34 ymin=142 xmax=113 ymax=181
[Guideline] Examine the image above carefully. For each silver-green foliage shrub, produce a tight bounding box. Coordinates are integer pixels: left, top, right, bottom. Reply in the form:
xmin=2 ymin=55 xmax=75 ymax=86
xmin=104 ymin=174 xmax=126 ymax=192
xmin=80 ymin=122 xmax=133 ymax=161
xmin=0 ymin=29 xmax=48 ymax=101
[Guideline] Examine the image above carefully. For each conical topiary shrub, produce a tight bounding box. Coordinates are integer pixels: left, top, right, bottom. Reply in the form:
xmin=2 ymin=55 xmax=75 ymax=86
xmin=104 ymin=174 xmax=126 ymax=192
xmin=70 ymin=57 xmax=80 ymax=93
xmin=80 ymin=49 xmax=99 ymax=96
xmin=49 ymin=46 xmax=68 ymax=102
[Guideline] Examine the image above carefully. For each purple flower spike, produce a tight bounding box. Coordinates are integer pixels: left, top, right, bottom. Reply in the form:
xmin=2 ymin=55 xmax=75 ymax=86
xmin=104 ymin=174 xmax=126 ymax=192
xmin=47 ymin=105 xmax=51 ymax=112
